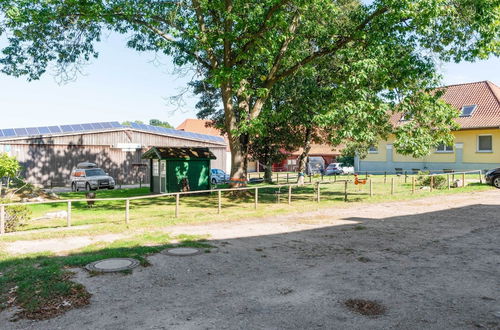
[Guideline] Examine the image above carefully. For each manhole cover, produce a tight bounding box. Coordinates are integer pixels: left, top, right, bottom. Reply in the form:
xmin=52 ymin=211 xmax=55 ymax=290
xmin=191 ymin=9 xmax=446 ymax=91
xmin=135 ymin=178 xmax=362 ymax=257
xmin=164 ymin=247 xmax=201 ymax=256
xmin=85 ymin=258 xmax=140 ymax=272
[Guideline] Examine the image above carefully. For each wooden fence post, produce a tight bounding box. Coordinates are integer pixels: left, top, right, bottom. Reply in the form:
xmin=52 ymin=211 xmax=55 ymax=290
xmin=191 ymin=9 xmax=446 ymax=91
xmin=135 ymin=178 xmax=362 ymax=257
xmin=316 ymin=182 xmax=321 ymax=203
xmin=67 ymin=201 xmax=72 ymax=227
xmin=254 ymin=187 xmax=258 ymax=209
xmin=391 ymin=178 xmax=395 ymax=195
xmin=479 ymin=170 xmax=482 ymax=184
xmin=462 ymin=173 xmax=465 ymax=187
xmin=309 ymin=175 xmax=312 ymax=183
xmin=276 ymin=172 xmax=279 ymax=184
xmin=404 ymin=171 xmax=408 ymax=183
xmin=287 ymin=173 xmax=289 ymax=183
xmin=430 ymin=176 xmax=434 ymax=192
xmin=288 ymin=185 xmax=292 ymax=205
xmin=384 ymin=171 xmax=387 ymax=184
xmin=125 ymin=199 xmax=130 ymax=224
xmin=412 ymin=177 xmax=415 ymax=194
xmin=369 ymin=179 xmax=373 ymax=197
xmin=218 ymin=190 xmax=222 ymax=214
xmin=0 ymin=205 xmax=4 ymax=235
xmin=344 ymin=181 xmax=348 ymax=202
xmin=175 ymin=193 xmax=180 ymax=218
xmin=447 ymin=174 xmax=451 ymax=190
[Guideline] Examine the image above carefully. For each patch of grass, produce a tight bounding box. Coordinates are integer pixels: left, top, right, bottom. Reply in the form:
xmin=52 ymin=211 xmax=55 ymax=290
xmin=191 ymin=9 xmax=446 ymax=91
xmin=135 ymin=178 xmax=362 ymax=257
xmin=0 ymin=232 xmax=212 ymax=320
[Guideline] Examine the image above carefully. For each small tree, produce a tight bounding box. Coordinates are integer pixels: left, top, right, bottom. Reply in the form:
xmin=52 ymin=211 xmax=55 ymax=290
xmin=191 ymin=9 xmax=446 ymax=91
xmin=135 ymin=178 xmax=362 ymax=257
xmin=0 ymin=153 xmax=20 ymax=194
xmin=149 ymin=119 xmax=173 ymax=128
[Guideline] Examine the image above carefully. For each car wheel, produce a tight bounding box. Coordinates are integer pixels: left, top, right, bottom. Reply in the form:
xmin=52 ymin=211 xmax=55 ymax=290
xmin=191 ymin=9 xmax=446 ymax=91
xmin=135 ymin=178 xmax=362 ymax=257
xmin=493 ymin=176 xmax=500 ymax=189
xmin=85 ymin=183 xmax=91 ymax=191
xmin=71 ymin=183 xmax=76 ymax=192
xmin=211 ymin=178 xmax=217 ymax=185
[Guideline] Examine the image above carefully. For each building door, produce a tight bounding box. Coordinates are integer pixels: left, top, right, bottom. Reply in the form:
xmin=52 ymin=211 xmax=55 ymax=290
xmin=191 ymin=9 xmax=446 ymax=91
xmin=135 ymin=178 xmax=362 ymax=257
xmin=160 ymin=160 xmax=167 ymax=193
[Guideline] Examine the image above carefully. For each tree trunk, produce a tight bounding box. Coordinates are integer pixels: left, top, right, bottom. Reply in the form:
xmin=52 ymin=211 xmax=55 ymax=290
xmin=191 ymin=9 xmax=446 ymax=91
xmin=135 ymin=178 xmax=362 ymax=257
xmin=296 ymin=128 xmax=313 ymax=185
xmin=264 ymin=158 xmax=273 ymax=183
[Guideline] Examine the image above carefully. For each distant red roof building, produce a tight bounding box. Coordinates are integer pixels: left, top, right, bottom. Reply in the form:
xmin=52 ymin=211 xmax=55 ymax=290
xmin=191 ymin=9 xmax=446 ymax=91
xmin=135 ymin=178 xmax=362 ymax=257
xmin=177 ymin=119 xmax=230 ymax=151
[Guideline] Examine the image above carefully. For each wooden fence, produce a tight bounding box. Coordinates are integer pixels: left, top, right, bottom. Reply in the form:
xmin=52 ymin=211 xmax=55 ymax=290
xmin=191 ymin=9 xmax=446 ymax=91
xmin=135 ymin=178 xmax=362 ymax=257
xmin=0 ymin=170 xmax=483 ymax=235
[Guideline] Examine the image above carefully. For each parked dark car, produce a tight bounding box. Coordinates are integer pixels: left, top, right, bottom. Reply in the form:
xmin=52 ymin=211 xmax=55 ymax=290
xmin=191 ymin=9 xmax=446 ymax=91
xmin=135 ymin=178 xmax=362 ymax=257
xmin=306 ymin=157 xmax=325 ymax=175
xmin=485 ymin=168 xmax=500 ymax=188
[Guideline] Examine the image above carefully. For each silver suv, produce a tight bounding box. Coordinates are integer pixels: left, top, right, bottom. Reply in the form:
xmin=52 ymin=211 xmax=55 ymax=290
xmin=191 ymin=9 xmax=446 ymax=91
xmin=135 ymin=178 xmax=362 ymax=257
xmin=70 ymin=162 xmax=115 ymax=191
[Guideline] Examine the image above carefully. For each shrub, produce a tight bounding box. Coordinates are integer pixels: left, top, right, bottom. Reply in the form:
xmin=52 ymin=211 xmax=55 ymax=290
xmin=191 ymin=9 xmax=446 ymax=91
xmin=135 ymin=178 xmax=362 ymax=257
xmin=0 ymin=199 xmax=31 ymax=233
xmin=417 ymin=171 xmax=447 ymax=189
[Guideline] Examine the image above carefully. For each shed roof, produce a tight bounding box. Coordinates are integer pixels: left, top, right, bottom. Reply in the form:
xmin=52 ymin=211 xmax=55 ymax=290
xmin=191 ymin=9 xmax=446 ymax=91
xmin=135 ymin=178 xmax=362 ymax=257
xmin=142 ymin=147 xmax=216 ymax=160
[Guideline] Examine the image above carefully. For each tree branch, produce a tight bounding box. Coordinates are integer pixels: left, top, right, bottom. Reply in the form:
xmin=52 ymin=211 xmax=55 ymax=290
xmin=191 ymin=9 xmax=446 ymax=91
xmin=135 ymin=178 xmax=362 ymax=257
xmin=272 ymin=6 xmax=389 ymax=83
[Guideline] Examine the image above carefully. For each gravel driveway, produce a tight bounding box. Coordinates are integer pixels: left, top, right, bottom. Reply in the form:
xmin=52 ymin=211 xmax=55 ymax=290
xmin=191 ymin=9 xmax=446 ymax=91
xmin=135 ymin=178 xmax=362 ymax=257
xmin=2 ymin=190 xmax=499 ymax=329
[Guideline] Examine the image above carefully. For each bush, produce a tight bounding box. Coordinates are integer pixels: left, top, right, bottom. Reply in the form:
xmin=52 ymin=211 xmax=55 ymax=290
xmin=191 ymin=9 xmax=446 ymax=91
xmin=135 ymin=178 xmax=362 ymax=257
xmin=0 ymin=199 xmax=31 ymax=233
xmin=417 ymin=171 xmax=447 ymax=189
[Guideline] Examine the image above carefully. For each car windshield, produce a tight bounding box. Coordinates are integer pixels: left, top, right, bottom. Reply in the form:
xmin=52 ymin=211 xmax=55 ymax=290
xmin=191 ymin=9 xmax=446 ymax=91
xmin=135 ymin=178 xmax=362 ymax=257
xmin=85 ymin=169 xmax=106 ymax=177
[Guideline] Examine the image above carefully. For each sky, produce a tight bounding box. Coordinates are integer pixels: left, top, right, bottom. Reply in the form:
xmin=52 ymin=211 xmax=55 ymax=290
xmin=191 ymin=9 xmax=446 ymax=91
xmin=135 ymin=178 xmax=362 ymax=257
xmin=0 ymin=33 xmax=499 ymax=130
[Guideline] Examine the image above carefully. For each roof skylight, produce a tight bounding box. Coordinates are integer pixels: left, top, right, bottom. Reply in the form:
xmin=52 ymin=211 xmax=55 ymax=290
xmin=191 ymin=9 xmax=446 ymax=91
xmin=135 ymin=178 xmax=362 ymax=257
xmin=460 ymin=105 xmax=477 ymax=117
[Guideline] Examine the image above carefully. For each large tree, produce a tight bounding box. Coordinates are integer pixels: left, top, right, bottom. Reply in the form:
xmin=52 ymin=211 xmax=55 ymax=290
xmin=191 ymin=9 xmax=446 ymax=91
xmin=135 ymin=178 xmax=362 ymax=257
xmin=0 ymin=0 xmax=498 ymax=185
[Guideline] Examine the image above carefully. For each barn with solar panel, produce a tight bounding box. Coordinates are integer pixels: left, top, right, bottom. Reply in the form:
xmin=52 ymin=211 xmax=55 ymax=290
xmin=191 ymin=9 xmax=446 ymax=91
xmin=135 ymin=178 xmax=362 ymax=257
xmin=0 ymin=122 xmax=227 ymax=188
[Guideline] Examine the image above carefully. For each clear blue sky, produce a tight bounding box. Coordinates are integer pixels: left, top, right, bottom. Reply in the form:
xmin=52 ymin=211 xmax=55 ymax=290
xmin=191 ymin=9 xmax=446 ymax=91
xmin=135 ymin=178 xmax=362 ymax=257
xmin=0 ymin=33 xmax=499 ymax=129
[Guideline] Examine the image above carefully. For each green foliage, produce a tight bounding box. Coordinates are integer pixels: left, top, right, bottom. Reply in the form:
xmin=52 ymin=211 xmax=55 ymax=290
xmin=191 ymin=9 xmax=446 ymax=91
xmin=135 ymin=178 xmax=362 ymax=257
xmin=0 ymin=199 xmax=31 ymax=232
xmin=121 ymin=120 xmax=144 ymax=126
xmin=337 ymin=155 xmax=354 ymax=167
xmin=0 ymin=153 xmax=20 ymax=179
xmin=149 ymin=119 xmax=173 ymax=128
xmin=417 ymin=172 xmax=447 ymax=189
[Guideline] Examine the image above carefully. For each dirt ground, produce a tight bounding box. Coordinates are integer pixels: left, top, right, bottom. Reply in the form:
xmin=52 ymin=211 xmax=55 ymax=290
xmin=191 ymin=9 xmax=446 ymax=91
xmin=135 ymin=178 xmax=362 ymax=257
xmin=1 ymin=190 xmax=499 ymax=329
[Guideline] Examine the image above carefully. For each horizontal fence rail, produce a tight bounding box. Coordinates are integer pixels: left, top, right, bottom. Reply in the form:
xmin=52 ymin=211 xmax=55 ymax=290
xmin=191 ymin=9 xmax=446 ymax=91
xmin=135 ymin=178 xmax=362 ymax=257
xmin=0 ymin=170 xmax=484 ymax=235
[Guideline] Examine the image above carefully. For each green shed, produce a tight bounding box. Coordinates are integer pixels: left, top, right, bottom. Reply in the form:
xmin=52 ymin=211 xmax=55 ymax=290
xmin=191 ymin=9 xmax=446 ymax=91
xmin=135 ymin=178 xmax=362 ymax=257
xmin=142 ymin=147 xmax=216 ymax=193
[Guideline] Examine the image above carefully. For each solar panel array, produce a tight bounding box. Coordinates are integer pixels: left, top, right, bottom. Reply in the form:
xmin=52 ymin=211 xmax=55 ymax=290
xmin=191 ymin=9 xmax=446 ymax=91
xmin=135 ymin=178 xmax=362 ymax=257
xmin=124 ymin=122 xmax=225 ymax=143
xmin=0 ymin=121 xmax=225 ymax=144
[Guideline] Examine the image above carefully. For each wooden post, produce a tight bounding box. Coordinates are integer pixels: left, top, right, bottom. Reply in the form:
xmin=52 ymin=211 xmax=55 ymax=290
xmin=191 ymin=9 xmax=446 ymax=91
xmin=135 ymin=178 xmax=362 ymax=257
xmin=447 ymin=174 xmax=451 ymax=190
xmin=334 ymin=173 xmax=337 ymax=182
xmin=0 ymin=205 xmax=5 ymax=235
xmin=67 ymin=201 xmax=72 ymax=227
xmin=412 ymin=177 xmax=415 ymax=194
xmin=369 ymin=179 xmax=373 ymax=197
xmin=125 ymin=199 xmax=130 ymax=224
xmin=309 ymin=175 xmax=312 ymax=183
xmin=479 ymin=170 xmax=482 ymax=184
xmin=276 ymin=172 xmax=279 ymax=184
xmin=404 ymin=171 xmax=408 ymax=183
xmin=287 ymin=173 xmax=289 ymax=183
xmin=344 ymin=181 xmax=348 ymax=202
xmin=321 ymin=174 xmax=324 ymax=182
xmin=462 ymin=173 xmax=465 ymax=187
xmin=430 ymin=176 xmax=434 ymax=192
xmin=175 ymin=193 xmax=180 ymax=218
xmin=288 ymin=185 xmax=292 ymax=205
xmin=391 ymin=178 xmax=395 ymax=195
xmin=316 ymin=182 xmax=321 ymax=203
xmin=384 ymin=171 xmax=387 ymax=184
xmin=218 ymin=190 xmax=222 ymax=214
xmin=254 ymin=187 xmax=258 ymax=209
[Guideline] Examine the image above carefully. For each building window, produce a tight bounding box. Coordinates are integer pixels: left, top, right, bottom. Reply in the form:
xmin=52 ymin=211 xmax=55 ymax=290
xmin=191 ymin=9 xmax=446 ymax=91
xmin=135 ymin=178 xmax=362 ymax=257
xmin=368 ymin=146 xmax=378 ymax=153
xmin=152 ymin=161 xmax=159 ymax=176
xmin=477 ymin=135 xmax=493 ymax=152
xmin=460 ymin=105 xmax=477 ymax=117
xmin=436 ymin=143 xmax=453 ymax=153
xmin=287 ymin=159 xmax=297 ymax=165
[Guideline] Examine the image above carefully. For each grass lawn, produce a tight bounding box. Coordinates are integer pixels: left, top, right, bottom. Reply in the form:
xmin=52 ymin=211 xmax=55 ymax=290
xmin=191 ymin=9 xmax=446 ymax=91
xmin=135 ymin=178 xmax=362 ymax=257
xmin=0 ymin=172 xmax=490 ymax=242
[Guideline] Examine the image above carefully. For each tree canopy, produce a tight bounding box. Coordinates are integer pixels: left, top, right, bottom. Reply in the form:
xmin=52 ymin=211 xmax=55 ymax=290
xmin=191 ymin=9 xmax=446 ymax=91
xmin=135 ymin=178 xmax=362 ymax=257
xmin=1 ymin=0 xmax=498 ymax=183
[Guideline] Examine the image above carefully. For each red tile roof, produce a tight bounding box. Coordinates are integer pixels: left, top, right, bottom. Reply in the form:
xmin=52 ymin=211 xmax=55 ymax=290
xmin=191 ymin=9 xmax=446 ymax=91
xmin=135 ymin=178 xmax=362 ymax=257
xmin=394 ymin=81 xmax=500 ymax=129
